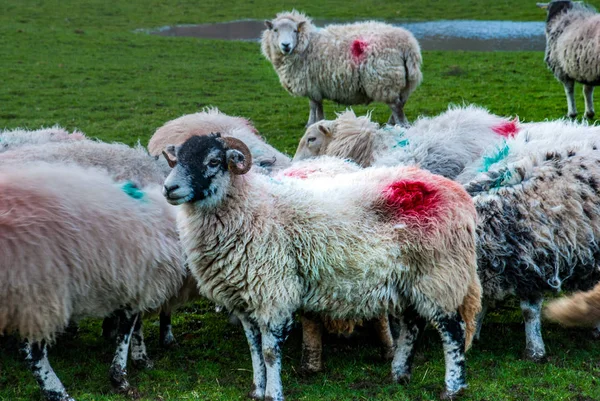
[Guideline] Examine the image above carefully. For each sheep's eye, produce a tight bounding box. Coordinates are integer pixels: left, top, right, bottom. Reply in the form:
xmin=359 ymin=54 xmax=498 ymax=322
xmin=307 ymin=137 xmax=317 ymax=144
xmin=274 ymin=28 xmax=278 ymax=32
xmin=208 ymin=158 xmax=221 ymax=167
xmin=293 ymin=30 xmax=298 ymax=33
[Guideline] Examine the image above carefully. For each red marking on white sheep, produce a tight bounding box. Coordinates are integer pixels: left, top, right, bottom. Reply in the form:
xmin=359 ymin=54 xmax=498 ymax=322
xmin=492 ymin=118 xmax=520 ymax=138
xmin=282 ymin=167 xmax=319 ymax=179
xmin=351 ymin=39 xmax=368 ymax=61
xmin=382 ymin=180 xmax=441 ymax=220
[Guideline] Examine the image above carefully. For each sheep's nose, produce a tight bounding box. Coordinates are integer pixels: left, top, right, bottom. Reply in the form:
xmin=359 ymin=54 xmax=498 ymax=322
xmin=164 ymin=183 xmax=179 ymax=195
xmin=281 ymin=42 xmax=290 ymax=50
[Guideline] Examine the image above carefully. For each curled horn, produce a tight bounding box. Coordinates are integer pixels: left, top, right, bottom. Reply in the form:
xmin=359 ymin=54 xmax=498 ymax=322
xmin=222 ymin=136 xmax=252 ymax=175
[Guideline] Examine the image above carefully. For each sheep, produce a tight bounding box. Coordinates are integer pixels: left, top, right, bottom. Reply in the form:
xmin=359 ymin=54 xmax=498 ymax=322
xmin=0 ymin=162 xmax=185 ymax=401
xmin=261 ymin=11 xmax=422 ymax=127
xmin=464 ymin=127 xmax=600 ymax=361
xmin=0 ymin=126 xmax=85 ymax=152
xmin=545 ymin=283 xmax=600 ymax=327
xmin=148 ymin=107 xmax=291 ymax=173
xmin=0 ymin=140 xmax=170 ymax=188
xmin=294 ymin=105 xmax=517 ymax=180
xmin=538 ymin=1 xmax=600 ymax=119
xmin=161 ymin=133 xmax=481 ymax=400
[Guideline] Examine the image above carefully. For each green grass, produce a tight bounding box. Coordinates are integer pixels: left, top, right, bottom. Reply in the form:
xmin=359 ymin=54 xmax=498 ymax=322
xmin=1 ymin=1 xmax=600 ymax=400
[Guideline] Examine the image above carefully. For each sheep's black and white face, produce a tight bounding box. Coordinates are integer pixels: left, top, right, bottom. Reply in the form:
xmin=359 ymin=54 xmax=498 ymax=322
xmin=265 ymin=18 xmax=305 ymax=55
xmin=539 ymin=1 xmax=573 ymax=23
xmin=162 ymin=134 xmax=249 ymax=207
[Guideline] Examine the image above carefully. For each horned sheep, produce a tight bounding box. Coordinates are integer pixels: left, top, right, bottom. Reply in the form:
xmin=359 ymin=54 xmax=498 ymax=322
xmin=261 ymin=11 xmax=422 ymax=127
xmin=162 ymin=134 xmax=481 ymax=400
xmin=0 ymin=162 xmax=185 ymax=401
xmin=538 ymin=1 xmax=600 ymax=119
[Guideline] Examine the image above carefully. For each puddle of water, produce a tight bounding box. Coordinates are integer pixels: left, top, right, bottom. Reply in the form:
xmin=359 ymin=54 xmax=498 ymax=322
xmin=149 ymin=19 xmax=546 ymax=51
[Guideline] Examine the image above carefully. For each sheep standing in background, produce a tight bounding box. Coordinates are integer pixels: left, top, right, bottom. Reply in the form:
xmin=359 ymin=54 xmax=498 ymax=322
xmin=545 ymin=283 xmax=600 ymax=327
xmin=148 ymin=107 xmax=291 ymax=173
xmin=539 ymin=1 xmax=600 ymax=119
xmin=162 ymin=134 xmax=480 ymax=400
xmin=294 ymin=105 xmax=516 ymax=179
xmin=0 ymin=126 xmax=85 ymax=152
xmin=0 ymin=163 xmax=184 ymax=401
xmin=261 ymin=11 xmax=422 ymax=127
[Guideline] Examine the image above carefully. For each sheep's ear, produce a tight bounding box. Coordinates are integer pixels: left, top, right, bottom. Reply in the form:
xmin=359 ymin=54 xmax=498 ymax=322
xmin=536 ymin=2 xmax=549 ymax=9
xmin=265 ymin=20 xmax=274 ymax=30
xmin=297 ymin=21 xmax=306 ymax=31
xmin=226 ymin=149 xmax=251 ymax=175
xmin=318 ymin=124 xmax=331 ymax=136
xmin=162 ymin=145 xmax=178 ymax=168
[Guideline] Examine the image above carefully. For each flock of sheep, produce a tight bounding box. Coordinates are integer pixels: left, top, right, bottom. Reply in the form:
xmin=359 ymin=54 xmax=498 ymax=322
xmin=3 ymin=1 xmax=600 ymax=400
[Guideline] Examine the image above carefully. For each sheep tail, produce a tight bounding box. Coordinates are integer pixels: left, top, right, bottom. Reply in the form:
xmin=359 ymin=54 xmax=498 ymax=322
xmin=403 ymin=47 xmax=423 ymax=91
xmin=544 ymin=283 xmax=600 ymax=327
xmin=458 ymin=277 xmax=482 ymax=351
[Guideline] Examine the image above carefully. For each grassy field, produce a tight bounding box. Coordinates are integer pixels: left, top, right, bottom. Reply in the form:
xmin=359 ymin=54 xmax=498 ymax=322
xmin=1 ymin=1 xmax=600 ymax=400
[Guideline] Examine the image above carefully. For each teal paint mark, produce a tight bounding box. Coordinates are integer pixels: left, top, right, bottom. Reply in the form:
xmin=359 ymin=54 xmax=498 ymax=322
xmin=121 ymin=181 xmax=145 ymax=200
xmin=479 ymin=142 xmax=509 ymax=173
xmin=490 ymin=169 xmax=513 ymax=189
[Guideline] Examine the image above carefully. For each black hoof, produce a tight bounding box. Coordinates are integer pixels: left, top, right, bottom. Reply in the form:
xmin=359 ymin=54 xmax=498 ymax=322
xmin=131 ymin=357 xmax=154 ymax=370
xmin=586 ymin=111 xmax=596 ymax=119
xmin=523 ymin=350 xmax=546 ymax=363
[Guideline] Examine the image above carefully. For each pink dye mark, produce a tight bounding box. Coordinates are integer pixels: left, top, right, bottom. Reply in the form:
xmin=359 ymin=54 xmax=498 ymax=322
xmin=382 ymin=180 xmax=441 ymax=220
xmin=242 ymin=118 xmax=259 ymax=134
xmin=492 ymin=118 xmax=520 ymax=138
xmin=351 ymin=39 xmax=368 ymax=61
xmin=282 ymin=167 xmax=319 ymax=179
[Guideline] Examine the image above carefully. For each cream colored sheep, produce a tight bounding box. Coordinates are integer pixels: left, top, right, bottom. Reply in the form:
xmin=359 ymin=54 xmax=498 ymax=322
xmin=0 ymin=126 xmax=85 ymax=152
xmin=0 ymin=163 xmax=184 ymax=401
xmin=538 ymin=1 xmax=600 ymax=118
xmin=148 ymin=107 xmax=291 ymax=173
xmin=262 ymin=11 xmax=422 ymax=127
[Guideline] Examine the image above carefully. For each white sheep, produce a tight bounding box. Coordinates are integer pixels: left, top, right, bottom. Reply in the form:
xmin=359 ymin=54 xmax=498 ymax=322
xmin=261 ymin=11 xmax=422 ymax=127
xmin=538 ymin=1 xmax=600 ymax=118
xmin=148 ymin=107 xmax=291 ymax=173
xmin=162 ymin=134 xmax=481 ymax=400
xmin=294 ymin=105 xmax=517 ymax=180
xmin=0 ymin=126 xmax=85 ymax=152
xmin=0 ymin=162 xmax=185 ymax=401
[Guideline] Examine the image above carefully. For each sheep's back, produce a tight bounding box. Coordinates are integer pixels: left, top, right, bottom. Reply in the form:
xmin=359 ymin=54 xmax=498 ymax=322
xmin=0 ymin=163 xmax=184 ymax=342
xmin=555 ymin=15 xmax=600 ymax=83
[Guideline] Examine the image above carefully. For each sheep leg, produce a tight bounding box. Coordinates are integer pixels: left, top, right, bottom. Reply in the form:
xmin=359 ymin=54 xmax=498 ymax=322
xmin=388 ymin=98 xmax=409 ymax=128
xmin=307 ymin=99 xmax=324 ymax=127
xmin=130 ymin=316 xmax=153 ymax=369
xmin=433 ymin=311 xmax=467 ymax=400
xmin=520 ymin=298 xmax=546 ymax=362
xmin=474 ymin=300 xmax=489 ymax=342
xmin=109 ymin=309 xmax=138 ymax=392
xmin=374 ymin=314 xmax=395 ymax=360
xmin=237 ymin=313 xmax=266 ymax=399
xmin=300 ymin=312 xmax=324 ymax=373
xmin=262 ymin=319 xmax=294 ymax=401
xmin=584 ymin=84 xmax=595 ymax=119
xmin=22 ymin=340 xmax=75 ymax=401
xmin=391 ymin=307 xmax=426 ymax=384
xmin=563 ymin=79 xmax=577 ymax=119
xmin=159 ymin=310 xmax=177 ymax=348
xmin=102 ymin=313 xmax=119 ymax=341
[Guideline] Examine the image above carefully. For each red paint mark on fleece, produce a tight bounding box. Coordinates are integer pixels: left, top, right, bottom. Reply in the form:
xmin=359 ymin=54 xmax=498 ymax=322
xmin=351 ymin=39 xmax=368 ymax=61
xmin=492 ymin=118 xmax=520 ymax=138
xmin=382 ymin=180 xmax=441 ymax=219
xmin=282 ymin=167 xmax=319 ymax=179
